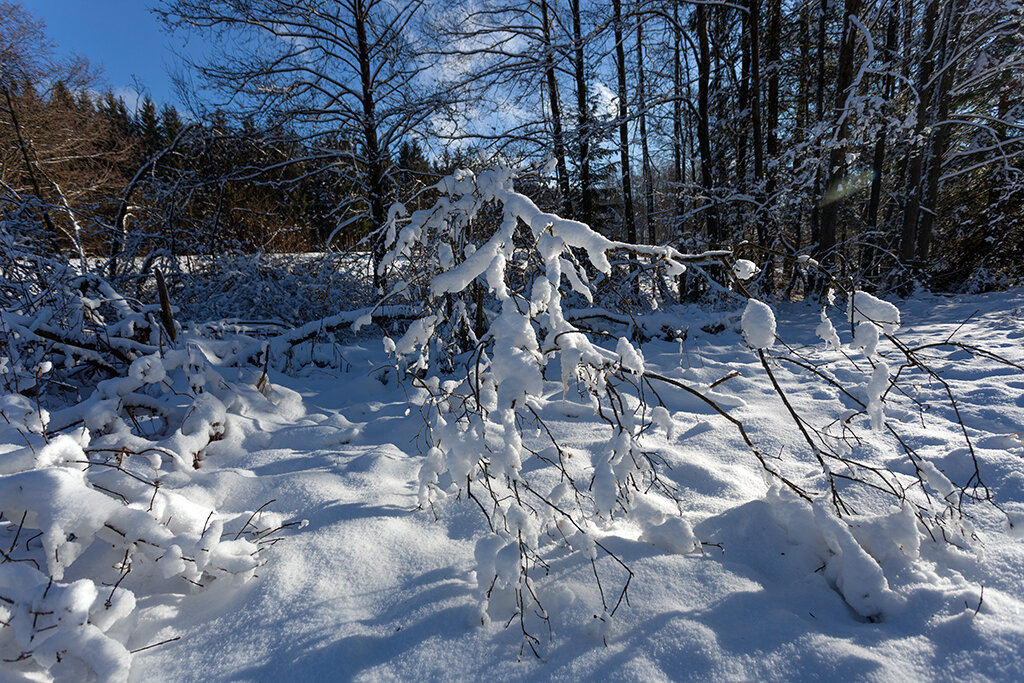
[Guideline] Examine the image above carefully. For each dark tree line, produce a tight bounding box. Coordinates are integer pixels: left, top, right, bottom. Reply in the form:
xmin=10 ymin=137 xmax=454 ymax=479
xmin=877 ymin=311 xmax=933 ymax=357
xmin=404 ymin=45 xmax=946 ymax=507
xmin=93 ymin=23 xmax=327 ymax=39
xmin=3 ymin=0 xmax=1022 ymax=297
xmin=1 ymin=0 xmax=441 ymax=267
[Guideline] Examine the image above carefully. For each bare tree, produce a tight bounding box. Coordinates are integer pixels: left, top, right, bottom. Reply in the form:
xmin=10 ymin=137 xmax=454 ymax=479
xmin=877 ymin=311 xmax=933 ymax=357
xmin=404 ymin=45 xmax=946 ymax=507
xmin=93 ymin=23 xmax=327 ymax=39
xmin=696 ymin=2 xmax=720 ymax=244
xmin=159 ymin=0 xmax=444 ymax=286
xmin=429 ymin=0 xmax=587 ymax=217
xmin=612 ymin=0 xmax=637 ymax=243
xmin=569 ymin=0 xmax=595 ymax=226
xmin=815 ymin=0 xmax=861 ymax=275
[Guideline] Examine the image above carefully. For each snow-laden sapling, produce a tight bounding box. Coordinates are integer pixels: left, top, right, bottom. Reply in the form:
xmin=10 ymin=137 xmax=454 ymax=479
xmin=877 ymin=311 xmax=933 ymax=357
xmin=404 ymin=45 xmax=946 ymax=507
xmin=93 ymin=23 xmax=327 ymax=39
xmin=746 ymin=281 xmax=1022 ymax=620
xmin=374 ymin=165 xmax=1022 ymax=644
xmin=369 ymin=166 xmax=750 ymax=650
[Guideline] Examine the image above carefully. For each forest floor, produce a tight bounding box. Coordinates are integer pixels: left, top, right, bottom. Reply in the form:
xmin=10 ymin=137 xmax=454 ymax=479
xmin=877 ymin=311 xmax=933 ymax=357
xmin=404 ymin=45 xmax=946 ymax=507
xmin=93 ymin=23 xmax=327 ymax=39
xmin=5 ymin=289 xmax=1024 ymax=682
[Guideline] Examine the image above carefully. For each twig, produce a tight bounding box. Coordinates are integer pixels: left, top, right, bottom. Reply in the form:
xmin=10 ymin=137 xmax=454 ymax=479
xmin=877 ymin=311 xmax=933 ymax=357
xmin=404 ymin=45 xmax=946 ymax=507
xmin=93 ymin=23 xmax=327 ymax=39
xmin=129 ymin=636 xmax=182 ymax=654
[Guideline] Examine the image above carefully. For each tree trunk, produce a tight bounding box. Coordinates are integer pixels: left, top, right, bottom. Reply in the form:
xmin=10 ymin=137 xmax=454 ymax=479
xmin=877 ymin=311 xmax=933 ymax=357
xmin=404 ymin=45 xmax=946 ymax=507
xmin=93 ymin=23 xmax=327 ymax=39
xmin=750 ymin=0 xmax=765 ymax=248
xmin=810 ymin=0 xmax=827 ymax=252
xmin=738 ymin=6 xmax=750 ymax=190
xmin=750 ymin=0 xmax=764 ymax=185
xmin=766 ymin=0 xmax=780 ymax=198
xmin=637 ymin=19 xmax=656 ymax=244
xmin=541 ymin=0 xmax=572 ymax=216
xmin=696 ymin=4 xmax=719 ymax=243
xmin=571 ymin=0 xmax=592 ymax=226
xmin=863 ymin=12 xmax=897 ymax=279
xmin=613 ymin=0 xmax=636 ymax=244
xmin=916 ymin=0 xmax=960 ymax=263
xmin=355 ymin=0 xmax=388 ymax=291
xmin=899 ymin=0 xmax=939 ymax=266
xmin=785 ymin=0 xmax=812 ymax=298
xmin=672 ymin=3 xmax=686 ymax=231
xmin=816 ymin=0 xmax=861 ymax=272
xmin=793 ymin=1 xmax=811 ymax=257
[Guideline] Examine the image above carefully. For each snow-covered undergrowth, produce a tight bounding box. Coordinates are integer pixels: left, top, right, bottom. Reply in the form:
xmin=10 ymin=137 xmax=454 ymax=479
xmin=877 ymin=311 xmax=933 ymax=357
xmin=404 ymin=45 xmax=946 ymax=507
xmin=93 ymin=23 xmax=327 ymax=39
xmin=3 ymin=168 xmax=1024 ymax=681
xmin=0 ymin=229 xmax=301 ymax=680
xmin=0 ymin=348 xmax=299 ymax=680
xmin=168 ymin=251 xmax=376 ymax=327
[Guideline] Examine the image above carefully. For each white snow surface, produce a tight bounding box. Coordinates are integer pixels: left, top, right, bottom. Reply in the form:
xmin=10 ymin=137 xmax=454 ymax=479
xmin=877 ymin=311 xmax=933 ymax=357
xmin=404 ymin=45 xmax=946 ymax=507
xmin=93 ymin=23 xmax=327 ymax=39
xmin=4 ymin=290 xmax=1024 ymax=681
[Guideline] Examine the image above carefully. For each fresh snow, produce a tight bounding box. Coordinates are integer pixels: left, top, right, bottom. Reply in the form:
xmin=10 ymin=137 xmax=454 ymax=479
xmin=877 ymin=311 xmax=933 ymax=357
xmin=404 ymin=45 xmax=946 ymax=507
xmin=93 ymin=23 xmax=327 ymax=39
xmin=732 ymin=260 xmax=760 ymax=281
xmin=3 ymin=290 xmax=1024 ymax=681
xmin=741 ymin=298 xmax=776 ymax=349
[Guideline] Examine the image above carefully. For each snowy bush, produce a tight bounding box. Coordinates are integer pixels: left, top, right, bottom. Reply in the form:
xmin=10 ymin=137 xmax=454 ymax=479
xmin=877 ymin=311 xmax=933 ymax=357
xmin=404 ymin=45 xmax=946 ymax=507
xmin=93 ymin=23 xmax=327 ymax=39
xmin=374 ymin=166 xmax=1019 ymax=647
xmin=0 ymin=340 xmax=296 ymax=679
xmin=0 ymin=220 xmax=298 ymax=679
xmin=169 ymin=251 xmax=377 ymax=327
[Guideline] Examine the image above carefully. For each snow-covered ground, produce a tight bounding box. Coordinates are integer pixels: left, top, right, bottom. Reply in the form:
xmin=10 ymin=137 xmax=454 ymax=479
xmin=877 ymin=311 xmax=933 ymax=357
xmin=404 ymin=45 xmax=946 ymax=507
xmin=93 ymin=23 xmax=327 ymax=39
xmin=3 ymin=289 xmax=1024 ymax=682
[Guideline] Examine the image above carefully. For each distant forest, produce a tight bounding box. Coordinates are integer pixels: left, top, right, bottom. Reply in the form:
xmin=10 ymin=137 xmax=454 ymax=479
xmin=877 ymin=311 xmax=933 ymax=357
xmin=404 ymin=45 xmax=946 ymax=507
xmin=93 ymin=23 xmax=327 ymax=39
xmin=2 ymin=0 xmax=1022 ymax=297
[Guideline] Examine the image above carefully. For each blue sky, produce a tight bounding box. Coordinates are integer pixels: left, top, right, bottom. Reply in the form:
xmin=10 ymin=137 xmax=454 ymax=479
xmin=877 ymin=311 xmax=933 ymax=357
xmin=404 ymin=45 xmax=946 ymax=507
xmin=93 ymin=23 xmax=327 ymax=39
xmin=27 ymin=1 xmax=182 ymax=108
